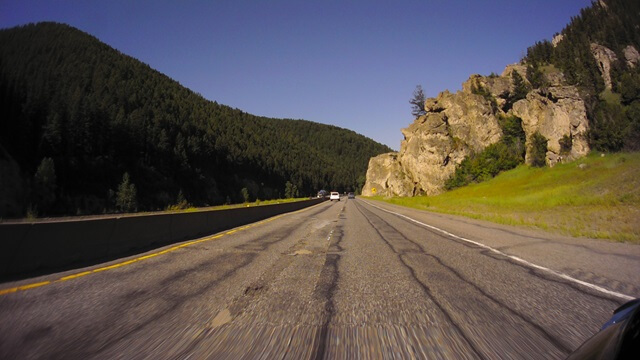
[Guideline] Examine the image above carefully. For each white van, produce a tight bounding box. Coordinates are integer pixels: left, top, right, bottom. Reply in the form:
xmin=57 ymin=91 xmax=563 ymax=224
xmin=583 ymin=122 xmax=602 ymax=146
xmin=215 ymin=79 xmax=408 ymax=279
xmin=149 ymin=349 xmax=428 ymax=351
xmin=330 ymin=192 xmax=340 ymax=201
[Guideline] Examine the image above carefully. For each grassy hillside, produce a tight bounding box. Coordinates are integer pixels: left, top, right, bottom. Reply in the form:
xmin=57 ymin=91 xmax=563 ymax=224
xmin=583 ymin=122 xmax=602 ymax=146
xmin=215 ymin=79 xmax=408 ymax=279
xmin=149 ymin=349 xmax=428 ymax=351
xmin=0 ymin=22 xmax=391 ymax=217
xmin=370 ymin=152 xmax=640 ymax=243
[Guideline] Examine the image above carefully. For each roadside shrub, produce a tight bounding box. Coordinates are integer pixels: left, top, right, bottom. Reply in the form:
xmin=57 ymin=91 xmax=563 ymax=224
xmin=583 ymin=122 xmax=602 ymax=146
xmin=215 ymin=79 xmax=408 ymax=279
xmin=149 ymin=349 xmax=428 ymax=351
xmin=445 ymin=142 xmax=523 ymax=190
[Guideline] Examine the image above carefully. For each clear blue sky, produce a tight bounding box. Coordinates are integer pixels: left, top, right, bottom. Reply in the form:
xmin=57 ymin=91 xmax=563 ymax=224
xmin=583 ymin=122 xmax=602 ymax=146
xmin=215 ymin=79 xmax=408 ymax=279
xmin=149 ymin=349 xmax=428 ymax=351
xmin=1 ymin=0 xmax=592 ymax=150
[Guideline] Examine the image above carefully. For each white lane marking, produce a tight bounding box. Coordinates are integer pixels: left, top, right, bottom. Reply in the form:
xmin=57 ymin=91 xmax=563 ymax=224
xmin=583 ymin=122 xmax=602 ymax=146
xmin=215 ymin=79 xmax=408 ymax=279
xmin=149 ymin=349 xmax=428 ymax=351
xmin=362 ymin=200 xmax=635 ymax=301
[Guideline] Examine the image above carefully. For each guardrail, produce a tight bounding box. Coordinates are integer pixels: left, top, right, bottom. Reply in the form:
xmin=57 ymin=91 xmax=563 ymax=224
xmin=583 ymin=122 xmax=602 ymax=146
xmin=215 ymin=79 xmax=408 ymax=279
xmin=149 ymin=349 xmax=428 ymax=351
xmin=0 ymin=198 xmax=326 ymax=278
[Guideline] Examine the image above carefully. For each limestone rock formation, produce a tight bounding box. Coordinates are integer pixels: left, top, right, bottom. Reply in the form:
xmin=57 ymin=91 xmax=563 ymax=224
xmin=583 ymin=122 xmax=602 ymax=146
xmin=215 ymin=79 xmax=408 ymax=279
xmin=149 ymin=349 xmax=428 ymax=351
xmin=511 ymin=86 xmax=590 ymax=166
xmin=590 ymin=43 xmax=618 ymax=89
xmin=361 ymin=153 xmax=414 ymax=197
xmin=362 ymin=88 xmax=502 ymax=197
xmin=462 ymin=74 xmax=511 ymax=108
xmin=552 ymin=33 xmax=564 ymax=47
xmin=363 ymin=63 xmax=591 ymax=197
xmin=501 ymin=64 xmax=528 ymax=81
xmin=463 ymin=74 xmax=512 ymax=97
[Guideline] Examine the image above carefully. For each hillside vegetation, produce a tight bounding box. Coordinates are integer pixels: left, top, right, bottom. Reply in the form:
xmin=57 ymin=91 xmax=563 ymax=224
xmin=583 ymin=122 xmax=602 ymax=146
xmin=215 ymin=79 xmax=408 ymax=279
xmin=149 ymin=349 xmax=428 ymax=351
xmin=447 ymin=0 xmax=640 ymax=191
xmin=373 ymin=152 xmax=640 ymax=243
xmin=0 ymin=22 xmax=391 ymax=217
xmin=525 ymin=0 xmax=640 ymax=152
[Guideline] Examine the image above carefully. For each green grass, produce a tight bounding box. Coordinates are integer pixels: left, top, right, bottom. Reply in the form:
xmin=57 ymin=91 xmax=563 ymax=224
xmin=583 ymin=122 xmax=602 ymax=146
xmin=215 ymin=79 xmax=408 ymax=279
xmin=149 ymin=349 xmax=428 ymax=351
xmin=368 ymin=152 xmax=640 ymax=243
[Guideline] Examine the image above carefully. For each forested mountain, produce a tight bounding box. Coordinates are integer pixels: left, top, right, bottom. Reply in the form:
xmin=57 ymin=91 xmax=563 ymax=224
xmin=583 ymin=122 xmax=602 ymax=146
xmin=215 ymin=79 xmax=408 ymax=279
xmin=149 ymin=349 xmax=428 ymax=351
xmin=524 ymin=0 xmax=640 ymax=151
xmin=0 ymin=22 xmax=391 ymax=217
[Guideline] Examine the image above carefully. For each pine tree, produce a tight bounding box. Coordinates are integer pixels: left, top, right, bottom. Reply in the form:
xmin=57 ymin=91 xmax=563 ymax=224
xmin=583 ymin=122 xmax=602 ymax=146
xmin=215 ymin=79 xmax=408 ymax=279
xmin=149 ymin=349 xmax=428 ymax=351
xmin=409 ymin=85 xmax=426 ymax=117
xmin=284 ymin=181 xmax=298 ymax=199
xmin=116 ymin=172 xmax=137 ymax=212
xmin=33 ymin=157 xmax=57 ymax=214
xmin=241 ymin=187 xmax=250 ymax=203
xmin=529 ymin=132 xmax=548 ymax=167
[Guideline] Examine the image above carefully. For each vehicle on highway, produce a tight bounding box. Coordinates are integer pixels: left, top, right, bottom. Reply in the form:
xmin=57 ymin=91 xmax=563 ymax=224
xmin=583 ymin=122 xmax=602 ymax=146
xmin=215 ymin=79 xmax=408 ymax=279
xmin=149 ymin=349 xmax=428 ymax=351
xmin=567 ymin=298 xmax=639 ymax=359
xmin=330 ymin=192 xmax=340 ymax=201
xmin=317 ymin=190 xmax=328 ymax=198
xmin=348 ymin=192 xmax=355 ymax=199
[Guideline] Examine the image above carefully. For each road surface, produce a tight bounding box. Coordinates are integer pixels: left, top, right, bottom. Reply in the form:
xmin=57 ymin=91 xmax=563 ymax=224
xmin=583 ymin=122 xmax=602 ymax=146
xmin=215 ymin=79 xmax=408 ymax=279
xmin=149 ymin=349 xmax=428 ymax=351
xmin=1 ymin=198 xmax=638 ymax=359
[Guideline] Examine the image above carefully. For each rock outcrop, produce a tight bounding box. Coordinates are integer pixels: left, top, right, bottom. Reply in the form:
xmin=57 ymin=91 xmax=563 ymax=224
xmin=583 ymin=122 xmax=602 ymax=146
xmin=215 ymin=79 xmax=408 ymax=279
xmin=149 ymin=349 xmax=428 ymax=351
xmin=462 ymin=74 xmax=511 ymax=108
xmin=362 ymin=153 xmax=414 ymax=197
xmin=590 ymin=43 xmax=618 ymax=89
xmin=598 ymin=0 xmax=608 ymax=10
xmin=511 ymin=86 xmax=590 ymax=166
xmin=552 ymin=33 xmax=564 ymax=47
xmin=363 ymin=64 xmax=591 ymax=197
xmin=501 ymin=64 xmax=528 ymax=81
xmin=363 ymin=76 xmax=504 ymax=197
xmin=397 ymin=90 xmax=503 ymax=196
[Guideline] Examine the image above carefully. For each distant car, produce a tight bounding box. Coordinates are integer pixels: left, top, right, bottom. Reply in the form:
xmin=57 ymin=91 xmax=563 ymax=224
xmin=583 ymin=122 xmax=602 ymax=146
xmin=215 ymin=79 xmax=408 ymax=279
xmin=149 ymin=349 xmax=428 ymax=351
xmin=347 ymin=192 xmax=355 ymax=199
xmin=317 ymin=190 xmax=328 ymax=198
xmin=330 ymin=192 xmax=340 ymax=201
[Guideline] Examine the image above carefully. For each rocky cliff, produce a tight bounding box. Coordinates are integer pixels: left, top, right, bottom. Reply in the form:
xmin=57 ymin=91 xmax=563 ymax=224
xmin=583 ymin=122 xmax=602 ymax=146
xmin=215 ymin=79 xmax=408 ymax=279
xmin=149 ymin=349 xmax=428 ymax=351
xmin=511 ymin=85 xmax=589 ymax=166
xmin=362 ymin=65 xmax=590 ymax=197
xmin=591 ymin=43 xmax=618 ymax=90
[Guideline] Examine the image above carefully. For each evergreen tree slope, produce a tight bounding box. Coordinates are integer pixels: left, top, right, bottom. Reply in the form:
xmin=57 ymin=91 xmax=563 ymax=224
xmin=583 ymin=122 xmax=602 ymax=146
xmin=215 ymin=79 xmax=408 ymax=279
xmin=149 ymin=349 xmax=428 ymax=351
xmin=0 ymin=22 xmax=391 ymax=216
xmin=524 ymin=0 xmax=640 ymax=151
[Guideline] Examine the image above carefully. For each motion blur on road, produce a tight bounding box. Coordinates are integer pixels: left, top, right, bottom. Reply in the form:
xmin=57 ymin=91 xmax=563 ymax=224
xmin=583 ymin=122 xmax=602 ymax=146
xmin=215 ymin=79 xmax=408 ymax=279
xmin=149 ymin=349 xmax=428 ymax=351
xmin=1 ymin=199 xmax=639 ymax=359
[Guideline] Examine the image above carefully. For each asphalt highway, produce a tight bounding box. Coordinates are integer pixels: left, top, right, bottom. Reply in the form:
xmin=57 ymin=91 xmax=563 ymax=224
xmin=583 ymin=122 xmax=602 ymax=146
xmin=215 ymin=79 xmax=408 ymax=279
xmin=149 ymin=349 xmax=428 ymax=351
xmin=1 ymin=198 xmax=638 ymax=359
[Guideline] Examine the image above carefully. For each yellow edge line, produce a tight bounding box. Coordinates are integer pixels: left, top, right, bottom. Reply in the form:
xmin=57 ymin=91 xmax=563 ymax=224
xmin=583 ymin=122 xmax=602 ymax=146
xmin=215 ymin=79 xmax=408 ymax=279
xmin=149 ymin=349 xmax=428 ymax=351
xmin=0 ymin=201 xmax=325 ymax=296
xmin=59 ymin=271 xmax=92 ymax=281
